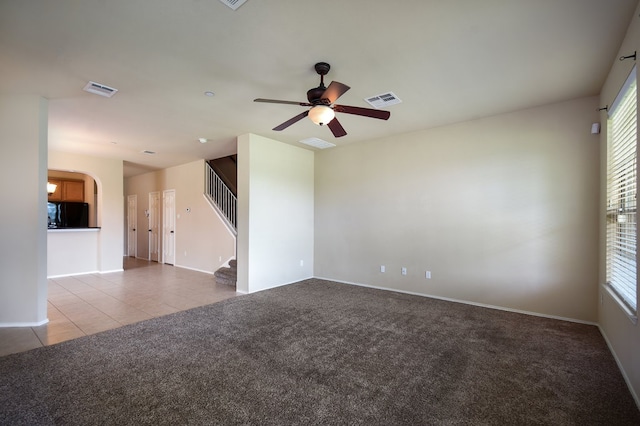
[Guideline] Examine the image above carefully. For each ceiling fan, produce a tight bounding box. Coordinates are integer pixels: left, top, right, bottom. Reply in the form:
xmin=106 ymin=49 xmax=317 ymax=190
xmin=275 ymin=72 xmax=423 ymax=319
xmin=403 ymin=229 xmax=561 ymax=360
xmin=254 ymin=62 xmax=390 ymax=138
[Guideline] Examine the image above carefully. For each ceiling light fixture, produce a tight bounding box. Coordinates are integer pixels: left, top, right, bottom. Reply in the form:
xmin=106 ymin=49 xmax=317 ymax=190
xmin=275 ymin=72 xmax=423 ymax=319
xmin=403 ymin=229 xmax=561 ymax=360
xmin=47 ymin=182 xmax=57 ymax=195
xmin=204 ymin=91 xmax=215 ymax=97
xmin=199 ymin=138 xmax=208 ymax=143
xmin=308 ymin=105 xmax=335 ymax=126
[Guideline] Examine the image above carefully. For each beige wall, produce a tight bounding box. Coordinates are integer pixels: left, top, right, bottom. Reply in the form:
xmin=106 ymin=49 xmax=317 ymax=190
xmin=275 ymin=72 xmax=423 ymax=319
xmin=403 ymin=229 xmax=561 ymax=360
xmin=237 ymin=134 xmax=314 ymax=293
xmin=598 ymin=4 xmax=640 ymax=408
xmin=315 ymin=96 xmax=600 ymax=323
xmin=125 ymin=159 xmax=236 ymax=274
xmin=0 ymin=95 xmax=48 ymax=326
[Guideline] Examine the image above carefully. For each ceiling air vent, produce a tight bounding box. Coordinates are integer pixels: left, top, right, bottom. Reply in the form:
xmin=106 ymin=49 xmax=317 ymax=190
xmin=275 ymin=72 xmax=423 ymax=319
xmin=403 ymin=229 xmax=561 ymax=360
xmin=364 ymin=92 xmax=401 ymax=109
xmin=299 ymin=137 xmax=336 ymax=150
xmin=83 ymin=81 xmax=118 ymax=98
xmin=219 ymin=0 xmax=247 ymax=10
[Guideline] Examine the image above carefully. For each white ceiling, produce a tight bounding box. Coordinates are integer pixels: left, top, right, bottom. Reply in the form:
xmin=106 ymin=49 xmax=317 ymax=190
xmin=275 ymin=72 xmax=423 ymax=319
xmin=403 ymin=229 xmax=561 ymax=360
xmin=1 ymin=0 xmax=637 ymax=176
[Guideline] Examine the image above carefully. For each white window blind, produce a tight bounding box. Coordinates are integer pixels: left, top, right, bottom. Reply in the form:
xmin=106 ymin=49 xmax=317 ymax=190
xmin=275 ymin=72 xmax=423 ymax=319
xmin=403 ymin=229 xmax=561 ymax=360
xmin=607 ymin=66 xmax=637 ymax=313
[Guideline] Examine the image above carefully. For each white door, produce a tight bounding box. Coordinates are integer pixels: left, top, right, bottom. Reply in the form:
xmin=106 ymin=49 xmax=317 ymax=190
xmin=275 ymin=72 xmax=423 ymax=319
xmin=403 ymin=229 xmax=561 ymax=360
xmin=148 ymin=191 xmax=161 ymax=262
xmin=127 ymin=195 xmax=137 ymax=258
xmin=162 ymin=189 xmax=176 ymax=265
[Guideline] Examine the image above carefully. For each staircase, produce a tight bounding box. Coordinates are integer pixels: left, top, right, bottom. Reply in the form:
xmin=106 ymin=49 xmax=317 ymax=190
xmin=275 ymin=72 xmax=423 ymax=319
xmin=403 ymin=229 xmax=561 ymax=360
xmin=214 ymin=259 xmax=237 ymax=287
xmin=205 ymin=160 xmax=237 ymax=234
xmin=206 ymin=155 xmax=238 ymax=288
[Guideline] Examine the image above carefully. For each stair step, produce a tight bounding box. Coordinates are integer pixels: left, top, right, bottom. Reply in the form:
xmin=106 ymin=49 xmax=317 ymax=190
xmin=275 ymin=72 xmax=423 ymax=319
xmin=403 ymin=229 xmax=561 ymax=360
xmin=228 ymin=259 xmax=237 ymax=270
xmin=214 ymin=266 xmax=236 ymax=287
xmin=215 ymin=275 xmax=236 ymax=286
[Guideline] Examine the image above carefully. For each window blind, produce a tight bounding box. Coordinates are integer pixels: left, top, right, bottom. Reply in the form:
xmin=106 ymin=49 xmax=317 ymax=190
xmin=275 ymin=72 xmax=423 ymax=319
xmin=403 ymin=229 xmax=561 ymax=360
xmin=607 ymin=66 xmax=637 ymax=312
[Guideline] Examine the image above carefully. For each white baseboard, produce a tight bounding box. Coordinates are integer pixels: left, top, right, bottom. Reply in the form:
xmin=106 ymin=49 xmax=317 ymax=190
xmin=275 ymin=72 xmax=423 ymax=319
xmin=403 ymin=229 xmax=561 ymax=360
xmin=47 ymin=270 xmax=100 ymax=279
xmin=99 ymin=268 xmax=124 ymax=274
xmin=0 ymin=318 xmax=49 ymax=328
xmin=598 ymin=325 xmax=640 ymax=411
xmin=47 ymin=268 xmax=124 ymax=279
xmin=313 ymin=276 xmax=598 ymax=326
xmin=246 ymin=275 xmax=314 ymax=294
xmin=174 ymin=264 xmax=214 ymax=275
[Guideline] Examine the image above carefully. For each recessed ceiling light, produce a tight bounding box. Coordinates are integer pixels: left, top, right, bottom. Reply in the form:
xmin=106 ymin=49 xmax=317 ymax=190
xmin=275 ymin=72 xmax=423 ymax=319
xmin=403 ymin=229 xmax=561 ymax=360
xmin=204 ymin=91 xmax=215 ymax=97
xmin=199 ymin=138 xmax=208 ymax=143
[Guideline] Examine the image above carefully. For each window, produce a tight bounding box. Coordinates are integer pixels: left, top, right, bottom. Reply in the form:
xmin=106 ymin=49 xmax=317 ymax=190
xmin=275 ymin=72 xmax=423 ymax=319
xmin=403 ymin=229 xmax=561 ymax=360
xmin=606 ymin=66 xmax=637 ymax=313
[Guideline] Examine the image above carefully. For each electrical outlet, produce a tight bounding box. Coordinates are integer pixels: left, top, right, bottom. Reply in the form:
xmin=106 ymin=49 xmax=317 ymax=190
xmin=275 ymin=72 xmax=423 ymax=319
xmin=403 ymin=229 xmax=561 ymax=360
xmin=380 ymin=265 xmax=385 ymax=273
xmin=401 ymin=267 xmax=407 ymax=276
xmin=426 ymin=271 xmax=431 ymax=279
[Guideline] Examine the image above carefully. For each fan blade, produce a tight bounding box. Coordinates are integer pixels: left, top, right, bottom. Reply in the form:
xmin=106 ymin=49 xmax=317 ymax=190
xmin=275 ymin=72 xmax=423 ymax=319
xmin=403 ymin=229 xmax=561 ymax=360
xmin=254 ymin=98 xmax=312 ymax=107
xmin=334 ymin=104 xmax=390 ymax=120
xmin=322 ymin=81 xmax=350 ymax=104
xmin=273 ymin=110 xmax=309 ymax=131
xmin=327 ymin=117 xmax=347 ymax=138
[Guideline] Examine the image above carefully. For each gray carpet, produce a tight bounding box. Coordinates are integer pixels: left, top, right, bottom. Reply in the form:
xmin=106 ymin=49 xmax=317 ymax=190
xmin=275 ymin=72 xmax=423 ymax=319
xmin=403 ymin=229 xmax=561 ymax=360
xmin=1 ymin=279 xmax=639 ymax=425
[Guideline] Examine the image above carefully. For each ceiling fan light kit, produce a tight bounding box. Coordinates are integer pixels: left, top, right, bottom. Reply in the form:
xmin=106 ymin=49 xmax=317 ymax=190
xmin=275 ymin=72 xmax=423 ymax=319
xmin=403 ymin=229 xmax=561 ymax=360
xmin=308 ymin=105 xmax=335 ymax=126
xmin=254 ymin=62 xmax=390 ymax=138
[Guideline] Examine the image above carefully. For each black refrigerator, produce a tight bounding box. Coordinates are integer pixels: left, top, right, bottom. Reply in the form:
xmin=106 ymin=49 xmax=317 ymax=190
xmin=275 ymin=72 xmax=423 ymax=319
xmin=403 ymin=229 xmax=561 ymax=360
xmin=48 ymin=202 xmax=89 ymax=228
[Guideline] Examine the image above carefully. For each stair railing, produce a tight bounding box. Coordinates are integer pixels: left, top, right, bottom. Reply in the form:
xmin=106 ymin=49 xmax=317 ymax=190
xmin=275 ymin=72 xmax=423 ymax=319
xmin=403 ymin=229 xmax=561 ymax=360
xmin=205 ymin=162 xmax=237 ymax=233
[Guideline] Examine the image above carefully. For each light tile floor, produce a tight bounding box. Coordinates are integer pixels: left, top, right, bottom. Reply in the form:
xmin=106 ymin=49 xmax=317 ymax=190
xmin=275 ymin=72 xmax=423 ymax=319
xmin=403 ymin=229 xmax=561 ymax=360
xmin=0 ymin=257 xmax=238 ymax=357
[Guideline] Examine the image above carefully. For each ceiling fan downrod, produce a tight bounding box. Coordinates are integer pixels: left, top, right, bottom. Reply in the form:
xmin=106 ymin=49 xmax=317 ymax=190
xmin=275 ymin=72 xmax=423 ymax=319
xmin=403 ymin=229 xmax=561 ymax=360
xmin=307 ymin=62 xmax=331 ymax=103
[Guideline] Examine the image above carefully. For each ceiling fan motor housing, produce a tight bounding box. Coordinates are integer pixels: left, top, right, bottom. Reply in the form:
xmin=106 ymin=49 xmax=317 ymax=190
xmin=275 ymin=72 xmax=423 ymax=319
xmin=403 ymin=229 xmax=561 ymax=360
xmin=307 ymin=86 xmax=327 ymax=104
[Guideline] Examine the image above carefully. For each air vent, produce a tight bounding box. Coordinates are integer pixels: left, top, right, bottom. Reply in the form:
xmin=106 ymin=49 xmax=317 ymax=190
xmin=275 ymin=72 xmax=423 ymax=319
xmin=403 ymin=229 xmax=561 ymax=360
xmin=299 ymin=137 xmax=336 ymax=150
xmin=142 ymin=150 xmax=156 ymax=155
xmin=364 ymin=92 xmax=401 ymax=109
xmin=83 ymin=81 xmax=118 ymax=98
xmin=219 ymin=0 xmax=247 ymax=10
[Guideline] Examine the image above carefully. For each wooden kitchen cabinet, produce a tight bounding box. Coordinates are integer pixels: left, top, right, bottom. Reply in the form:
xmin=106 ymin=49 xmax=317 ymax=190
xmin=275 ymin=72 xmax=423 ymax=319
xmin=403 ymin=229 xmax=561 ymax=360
xmin=48 ymin=178 xmax=84 ymax=202
xmin=62 ymin=180 xmax=84 ymax=202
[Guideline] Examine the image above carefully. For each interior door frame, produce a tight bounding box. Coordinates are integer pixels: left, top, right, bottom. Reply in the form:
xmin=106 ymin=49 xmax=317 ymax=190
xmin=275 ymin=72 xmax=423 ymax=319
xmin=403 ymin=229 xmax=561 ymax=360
xmin=148 ymin=191 xmax=161 ymax=262
xmin=162 ymin=189 xmax=176 ymax=265
xmin=127 ymin=194 xmax=137 ymax=258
